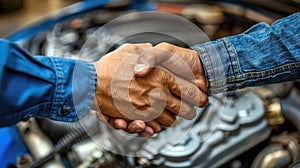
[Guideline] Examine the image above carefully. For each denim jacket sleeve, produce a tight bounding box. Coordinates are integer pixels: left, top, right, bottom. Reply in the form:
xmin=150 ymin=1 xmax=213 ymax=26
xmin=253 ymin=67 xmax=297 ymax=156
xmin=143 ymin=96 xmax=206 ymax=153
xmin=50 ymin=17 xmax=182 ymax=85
xmin=0 ymin=39 xmax=97 ymax=127
xmin=192 ymin=12 xmax=300 ymax=95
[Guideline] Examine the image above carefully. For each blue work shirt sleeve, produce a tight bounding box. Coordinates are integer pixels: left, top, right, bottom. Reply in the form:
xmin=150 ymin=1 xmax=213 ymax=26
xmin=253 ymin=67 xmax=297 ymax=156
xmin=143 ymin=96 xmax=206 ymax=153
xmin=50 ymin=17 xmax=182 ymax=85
xmin=192 ymin=12 xmax=300 ymax=95
xmin=0 ymin=39 xmax=97 ymax=127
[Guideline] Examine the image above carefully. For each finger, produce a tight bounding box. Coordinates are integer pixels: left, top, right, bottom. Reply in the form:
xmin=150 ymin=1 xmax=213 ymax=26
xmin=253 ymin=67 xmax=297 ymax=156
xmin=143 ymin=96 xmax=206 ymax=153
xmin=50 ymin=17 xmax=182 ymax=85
xmin=155 ymin=110 xmax=176 ymax=127
xmin=134 ymin=47 xmax=171 ymax=76
xmin=169 ymin=74 xmax=208 ymax=107
xmin=166 ymin=93 xmax=197 ymax=120
xmin=134 ymin=43 xmax=203 ymax=88
xmin=118 ymin=43 xmax=153 ymax=53
xmin=139 ymin=126 xmax=154 ymax=137
xmin=155 ymin=43 xmax=201 ymax=81
xmin=146 ymin=120 xmax=161 ymax=133
xmin=134 ymin=42 xmax=194 ymax=76
xmin=109 ymin=118 xmax=127 ymax=130
xmin=127 ymin=120 xmax=146 ymax=133
xmin=193 ymin=74 xmax=207 ymax=93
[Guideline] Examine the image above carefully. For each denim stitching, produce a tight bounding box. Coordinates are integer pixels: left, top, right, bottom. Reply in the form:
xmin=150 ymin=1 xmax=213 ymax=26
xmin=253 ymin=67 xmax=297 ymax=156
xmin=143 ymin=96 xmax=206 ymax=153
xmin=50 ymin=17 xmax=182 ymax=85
xmin=242 ymin=62 xmax=300 ymax=79
xmin=224 ymin=38 xmax=242 ymax=90
xmin=196 ymin=47 xmax=300 ymax=93
xmin=49 ymin=57 xmax=64 ymax=119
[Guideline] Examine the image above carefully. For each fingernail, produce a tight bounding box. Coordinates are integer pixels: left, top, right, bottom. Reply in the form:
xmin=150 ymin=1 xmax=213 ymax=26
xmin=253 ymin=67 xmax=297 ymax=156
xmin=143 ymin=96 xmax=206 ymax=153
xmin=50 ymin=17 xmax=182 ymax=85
xmin=131 ymin=125 xmax=142 ymax=132
xmin=140 ymin=131 xmax=152 ymax=137
xmin=144 ymin=133 xmax=151 ymax=137
xmin=134 ymin=63 xmax=147 ymax=73
xmin=113 ymin=124 xmax=120 ymax=129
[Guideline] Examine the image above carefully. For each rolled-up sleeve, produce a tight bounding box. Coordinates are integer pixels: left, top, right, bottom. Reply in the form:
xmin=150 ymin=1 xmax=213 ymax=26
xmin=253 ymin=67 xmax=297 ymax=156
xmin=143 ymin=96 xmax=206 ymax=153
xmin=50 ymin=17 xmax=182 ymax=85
xmin=0 ymin=39 xmax=97 ymax=127
xmin=192 ymin=12 xmax=300 ymax=95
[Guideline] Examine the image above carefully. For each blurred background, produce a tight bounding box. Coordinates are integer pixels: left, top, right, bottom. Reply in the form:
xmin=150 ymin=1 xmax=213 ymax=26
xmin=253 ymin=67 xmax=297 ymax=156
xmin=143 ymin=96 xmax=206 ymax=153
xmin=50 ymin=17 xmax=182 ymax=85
xmin=1 ymin=1 xmax=300 ymax=168
xmin=0 ymin=0 xmax=80 ymax=37
xmin=1 ymin=0 xmax=299 ymax=38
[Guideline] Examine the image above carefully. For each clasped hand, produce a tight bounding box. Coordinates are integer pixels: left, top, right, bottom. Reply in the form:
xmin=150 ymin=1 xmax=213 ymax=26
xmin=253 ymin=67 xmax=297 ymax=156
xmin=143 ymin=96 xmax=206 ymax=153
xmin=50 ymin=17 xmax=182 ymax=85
xmin=93 ymin=43 xmax=208 ymax=137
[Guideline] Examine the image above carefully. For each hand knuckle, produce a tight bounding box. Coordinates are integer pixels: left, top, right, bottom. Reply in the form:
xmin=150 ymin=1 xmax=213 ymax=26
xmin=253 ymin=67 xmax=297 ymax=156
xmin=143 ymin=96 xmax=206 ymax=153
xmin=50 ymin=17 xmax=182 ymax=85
xmin=168 ymin=102 xmax=179 ymax=113
xmin=186 ymin=87 xmax=197 ymax=99
xmin=178 ymin=103 xmax=189 ymax=116
xmin=145 ymin=43 xmax=153 ymax=47
xmin=157 ymin=42 xmax=171 ymax=49
xmin=200 ymin=95 xmax=209 ymax=106
xmin=121 ymin=43 xmax=131 ymax=48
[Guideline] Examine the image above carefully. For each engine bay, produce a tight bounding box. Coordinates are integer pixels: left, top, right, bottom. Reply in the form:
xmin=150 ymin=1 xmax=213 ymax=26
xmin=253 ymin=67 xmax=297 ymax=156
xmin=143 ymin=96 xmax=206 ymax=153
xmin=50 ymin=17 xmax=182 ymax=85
xmin=1 ymin=1 xmax=300 ymax=168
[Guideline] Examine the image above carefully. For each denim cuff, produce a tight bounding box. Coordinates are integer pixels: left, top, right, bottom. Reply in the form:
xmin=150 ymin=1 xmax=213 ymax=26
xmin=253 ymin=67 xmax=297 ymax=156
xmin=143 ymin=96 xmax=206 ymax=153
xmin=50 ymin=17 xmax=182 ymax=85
xmin=192 ymin=38 xmax=241 ymax=95
xmin=48 ymin=57 xmax=97 ymax=122
xmin=72 ymin=61 xmax=97 ymax=121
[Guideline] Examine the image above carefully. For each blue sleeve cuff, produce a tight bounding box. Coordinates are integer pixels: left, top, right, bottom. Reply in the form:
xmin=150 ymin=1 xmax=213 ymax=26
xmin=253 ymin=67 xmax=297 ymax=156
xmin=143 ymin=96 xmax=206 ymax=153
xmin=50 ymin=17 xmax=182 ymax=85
xmin=193 ymin=36 xmax=300 ymax=95
xmin=193 ymin=28 xmax=300 ymax=95
xmin=192 ymin=12 xmax=300 ymax=95
xmin=0 ymin=39 xmax=96 ymax=126
xmin=192 ymin=38 xmax=239 ymax=95
xmin=42 ymin=57 xmax=97 ymax=122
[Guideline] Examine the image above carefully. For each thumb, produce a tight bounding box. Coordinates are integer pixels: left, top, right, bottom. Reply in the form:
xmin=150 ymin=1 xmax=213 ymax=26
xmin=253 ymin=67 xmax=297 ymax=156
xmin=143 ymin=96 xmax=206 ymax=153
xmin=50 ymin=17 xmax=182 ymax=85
xmin=133 ymin=63 xmax=153 ymax=77
xmin=134 ymin=47 xmax=171 ymax=77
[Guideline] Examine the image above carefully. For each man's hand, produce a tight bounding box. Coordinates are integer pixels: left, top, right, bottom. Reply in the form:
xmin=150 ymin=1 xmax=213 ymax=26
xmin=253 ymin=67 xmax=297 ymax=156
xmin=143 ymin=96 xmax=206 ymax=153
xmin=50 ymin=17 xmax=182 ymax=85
xmin=93 ymin=43 xmax=202 ymax=136
xmin=135 ymin=42 xmax=207 ymax=94
xmin=124 ymin=42 xmax=208 ymax=136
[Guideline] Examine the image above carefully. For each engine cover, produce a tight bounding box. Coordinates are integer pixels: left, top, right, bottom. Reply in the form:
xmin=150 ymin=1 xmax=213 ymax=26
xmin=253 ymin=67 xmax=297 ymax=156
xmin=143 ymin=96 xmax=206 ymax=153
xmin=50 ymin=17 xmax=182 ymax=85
xmin=140 ymin=91 xmax=271 ymax=168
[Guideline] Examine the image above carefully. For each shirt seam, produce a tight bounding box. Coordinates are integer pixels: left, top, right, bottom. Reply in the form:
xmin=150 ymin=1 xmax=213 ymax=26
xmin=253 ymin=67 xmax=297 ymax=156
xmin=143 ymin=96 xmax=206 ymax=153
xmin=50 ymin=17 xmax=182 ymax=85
xmin=194 ymin=39 xmax=300 ymax=93
xmin=48 ymin=57 xmax=64 ymax=119
xmin=0 ymin=102 xmax=52 ymax=122
xmin=210 ymin=62 xmax=300 ymax=86
xmin=224 ymin=38 xmax=242 ymax=90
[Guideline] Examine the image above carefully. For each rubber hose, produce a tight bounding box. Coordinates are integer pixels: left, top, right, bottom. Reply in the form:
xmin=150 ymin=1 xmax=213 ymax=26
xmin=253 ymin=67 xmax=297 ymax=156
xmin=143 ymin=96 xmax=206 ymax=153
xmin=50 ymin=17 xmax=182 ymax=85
xmin=29 ymin=123 xmax=89 ymax=168
xmin=31 ymin=112 xmax=100 ymax=167
xmin=37 ymin=111 xmax=99 ymax=140
xmin=37 ymin=118 xmax=81 ymax=140
xmin=55 ymin=125 xmax=90 ymax=154
xmin=290 ymin=159 xmax=300 ymax=168
xmin=281 ymin=101 xmax=300 ymax=132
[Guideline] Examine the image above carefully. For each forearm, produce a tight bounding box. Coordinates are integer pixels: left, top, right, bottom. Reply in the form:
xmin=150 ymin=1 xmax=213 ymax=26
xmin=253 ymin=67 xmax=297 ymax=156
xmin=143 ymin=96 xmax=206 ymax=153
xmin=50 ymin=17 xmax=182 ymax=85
xmin=192 ymin=12 xmax=300 ymax=95
xmin=0 ymin=39 xmax=96 ymax=126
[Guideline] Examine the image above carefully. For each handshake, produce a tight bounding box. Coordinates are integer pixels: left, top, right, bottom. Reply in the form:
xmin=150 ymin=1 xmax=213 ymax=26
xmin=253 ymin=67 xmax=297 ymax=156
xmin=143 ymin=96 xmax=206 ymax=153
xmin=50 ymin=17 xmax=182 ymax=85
xmin=93 ymin=42 xmax=208 ymax=137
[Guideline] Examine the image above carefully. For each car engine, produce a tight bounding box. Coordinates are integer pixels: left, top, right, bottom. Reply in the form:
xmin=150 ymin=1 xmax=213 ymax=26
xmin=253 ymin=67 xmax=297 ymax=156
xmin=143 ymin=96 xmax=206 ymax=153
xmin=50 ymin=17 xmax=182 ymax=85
xmin=2 ymin=1 xmax=300 ymax=168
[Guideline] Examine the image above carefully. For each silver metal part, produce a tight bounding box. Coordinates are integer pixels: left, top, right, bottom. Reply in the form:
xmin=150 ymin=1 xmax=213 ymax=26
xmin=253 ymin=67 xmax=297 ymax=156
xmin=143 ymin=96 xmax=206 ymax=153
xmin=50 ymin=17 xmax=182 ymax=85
xmin=140 ymin=91 xmax=271 ymax=168
xmin=67 ymin=134 xmax=118 ymax=168
xmin=18 ymin=119 xmax=64 ymax=168
xmin=251 ymin=132 xmax=300 ymax=168
xmin=75 ymin=149 xmax=115 ymax=168
xmin=70 ymin=138 xmax=100 ymax=161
